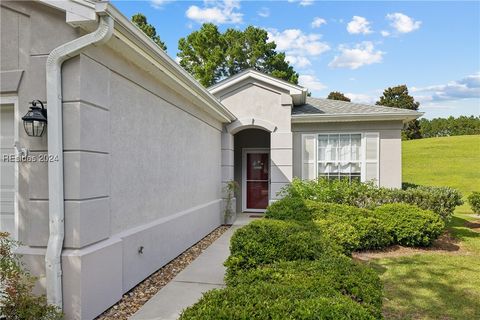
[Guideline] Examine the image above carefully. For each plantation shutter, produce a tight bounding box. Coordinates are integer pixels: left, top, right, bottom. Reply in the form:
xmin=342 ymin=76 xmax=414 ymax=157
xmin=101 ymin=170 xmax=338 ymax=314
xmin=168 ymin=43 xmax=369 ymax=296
xmin=302 ymin=134 xmax=316 ymax=180
xmin=363 ymin=132 xmax=379 ymax=185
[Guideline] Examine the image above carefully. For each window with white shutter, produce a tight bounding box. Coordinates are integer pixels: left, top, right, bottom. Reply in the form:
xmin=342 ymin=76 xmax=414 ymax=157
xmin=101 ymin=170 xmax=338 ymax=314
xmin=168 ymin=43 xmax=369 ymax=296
xmin=301 ymin=132 xmax=379 ymax=184
xmin=363 ymin=132 xmax=380 ymax=184
xmin=302 ymin=134 xmax=316 ymax=180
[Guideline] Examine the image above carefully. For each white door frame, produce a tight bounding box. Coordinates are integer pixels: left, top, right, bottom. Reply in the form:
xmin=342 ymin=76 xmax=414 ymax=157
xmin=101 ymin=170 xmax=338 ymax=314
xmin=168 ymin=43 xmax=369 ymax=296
xmin=242 ymin=148 xmax=270 ymax=212
xmin=0 ymin=95 xmax=19 ymax=240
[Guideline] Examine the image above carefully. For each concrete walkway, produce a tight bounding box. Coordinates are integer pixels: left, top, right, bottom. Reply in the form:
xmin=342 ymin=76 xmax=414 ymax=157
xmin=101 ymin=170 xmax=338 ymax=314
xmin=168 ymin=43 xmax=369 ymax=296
xmin=130 ymin=214 xmax=252 ymax=320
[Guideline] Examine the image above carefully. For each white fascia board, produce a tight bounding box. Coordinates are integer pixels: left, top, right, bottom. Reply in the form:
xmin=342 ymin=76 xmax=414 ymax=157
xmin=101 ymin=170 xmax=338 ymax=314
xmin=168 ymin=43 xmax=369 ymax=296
xmin=291 ymin=112 xmax=423 ymax=124
xmin=39 ymin=0 xmax=97 ymax=23
xmin=209 ymin=70 xmax=307 ymax=105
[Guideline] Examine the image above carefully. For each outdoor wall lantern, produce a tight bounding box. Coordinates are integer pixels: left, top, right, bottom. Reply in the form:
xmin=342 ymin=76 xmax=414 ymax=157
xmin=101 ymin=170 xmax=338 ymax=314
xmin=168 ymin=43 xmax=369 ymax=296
xmin=22 ymin=100 xmax=47 ymax=137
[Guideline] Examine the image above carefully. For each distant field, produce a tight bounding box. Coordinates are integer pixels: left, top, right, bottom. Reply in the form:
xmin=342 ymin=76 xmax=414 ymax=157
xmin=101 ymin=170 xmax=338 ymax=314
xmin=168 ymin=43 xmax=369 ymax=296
xmin=403 ymin=135 xmax=480 ymax=214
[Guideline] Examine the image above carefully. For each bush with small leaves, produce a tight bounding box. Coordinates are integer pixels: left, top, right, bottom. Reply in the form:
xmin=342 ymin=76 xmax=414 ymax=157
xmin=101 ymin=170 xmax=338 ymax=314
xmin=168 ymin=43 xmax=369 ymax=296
xmin=181 ymin=259 xmax=383 ymax=320
xmin=277 ymin=178 xmax=463 ymax=221
xmin=224 ymin=219 xmax=342 ymax=280
xmin=374 ymin=203 xmax=445 ymax=247
xmin=0 ymin=232 xmax=63 ymax=320
xmin=467 ymin=192 xmax=480 ymax=214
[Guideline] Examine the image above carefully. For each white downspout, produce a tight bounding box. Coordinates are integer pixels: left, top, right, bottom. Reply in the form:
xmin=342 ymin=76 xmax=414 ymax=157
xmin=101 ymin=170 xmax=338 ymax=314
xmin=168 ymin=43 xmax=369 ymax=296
xmin=45 ymin=14 xmax=113 ymax=308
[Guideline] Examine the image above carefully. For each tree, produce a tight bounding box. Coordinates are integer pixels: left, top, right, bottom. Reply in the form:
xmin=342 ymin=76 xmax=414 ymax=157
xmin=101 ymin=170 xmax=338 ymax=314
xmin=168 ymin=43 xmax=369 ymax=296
xmin=376 ymin=85 xmax=421 ymax=140
xmin=376 ymin=85 xmax=419 ymax=110
xmin=132 ymin=13 xmax=167 ymax=51
xmin=178 ymin=24 xmax=225 ymax=87
xmin=327 ymin=91 xmax=351 ymax=102
xmin=178 ymin=23 xmax=299 ymax=87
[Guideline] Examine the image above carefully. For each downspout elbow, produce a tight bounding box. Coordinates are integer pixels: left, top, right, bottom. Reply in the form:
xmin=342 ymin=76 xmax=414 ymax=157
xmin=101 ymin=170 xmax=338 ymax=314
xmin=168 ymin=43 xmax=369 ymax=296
xmin=45 ymin=15 xmax=113 ymax=309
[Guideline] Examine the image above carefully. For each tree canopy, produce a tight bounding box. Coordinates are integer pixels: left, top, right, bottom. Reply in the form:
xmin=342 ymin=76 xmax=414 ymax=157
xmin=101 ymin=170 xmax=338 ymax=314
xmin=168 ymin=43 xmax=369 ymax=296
xmin=419 ymin=116 xmax=480 ymax=138
xmin=376 ymin=85 xmax=419 ymax=111
xmin=327 ymin=91 xmax=351 ymax=102
xmin=131 ymin=13 xmax=167 ymax=51
xmin=376 ymin=85 xmax=421 ymax=140
xmin=177 ymin=23 xmax=299 ymax=87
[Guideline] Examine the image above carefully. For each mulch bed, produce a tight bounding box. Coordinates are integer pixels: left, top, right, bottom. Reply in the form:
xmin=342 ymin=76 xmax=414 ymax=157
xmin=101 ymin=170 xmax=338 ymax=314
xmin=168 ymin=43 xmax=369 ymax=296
xmin=96 ymin=225 xmax=230 ymax=320
xmin=352 ymin=231 xmax=462 ymax=261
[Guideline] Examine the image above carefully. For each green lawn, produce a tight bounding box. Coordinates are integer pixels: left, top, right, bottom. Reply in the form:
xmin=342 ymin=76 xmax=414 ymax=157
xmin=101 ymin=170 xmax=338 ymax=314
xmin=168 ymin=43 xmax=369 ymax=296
xmin=370 ymin=135 xmax=480 ymax=319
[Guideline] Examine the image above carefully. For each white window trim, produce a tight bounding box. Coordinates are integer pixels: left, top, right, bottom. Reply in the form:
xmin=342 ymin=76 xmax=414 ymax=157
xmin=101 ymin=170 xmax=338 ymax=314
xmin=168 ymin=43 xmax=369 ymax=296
xmin=242 ymin=148 xmax=270 ymax=213
xmin=301 ymin=132 xmax=380 ymax=185
xmin=0 ymin=95 xmax=19 ymax=240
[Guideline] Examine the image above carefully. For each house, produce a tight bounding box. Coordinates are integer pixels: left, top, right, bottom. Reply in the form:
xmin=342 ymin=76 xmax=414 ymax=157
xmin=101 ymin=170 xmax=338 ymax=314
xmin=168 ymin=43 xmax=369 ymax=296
xmin=0 ymin=1 xmax=422 ymax=319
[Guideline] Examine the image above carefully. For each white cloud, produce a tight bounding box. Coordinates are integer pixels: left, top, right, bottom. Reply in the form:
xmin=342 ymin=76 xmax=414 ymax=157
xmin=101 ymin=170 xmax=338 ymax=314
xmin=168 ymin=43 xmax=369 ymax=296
xmin=287 ymin=0 xmax=315 ymax=6
xmin=257 ymin=7 xmax=270 ymax=18
xmin=311 ymin=17 xmax=327 ymax=28
xmin=347 ymin=16 xmax=372 ymax=35
xmin=150 ymin=0 xmax=173 ymax=9
xmin=329 ymin=41 xmax=384 ymax=69
xmin=380 ymin=30 xmax=390 ymax=37
xmin=386 ymin=13 xmax=421 ymax=33
xmin=186 ymin=0 xmax=243 ymax=24
xmin=299 ymin=74 xmax=326 ymax=91
xmin=411 ymin=73 xmax=480 ymax=102
xmin=268 ymin=28 xmax=330 ymax=68
xmin=286 ymin=56 xmax=311 ymax=68
xmin=345 ymin=93 xmax=376 ymax=104
xmin=300 ymin=0 xmax=314 ymax=6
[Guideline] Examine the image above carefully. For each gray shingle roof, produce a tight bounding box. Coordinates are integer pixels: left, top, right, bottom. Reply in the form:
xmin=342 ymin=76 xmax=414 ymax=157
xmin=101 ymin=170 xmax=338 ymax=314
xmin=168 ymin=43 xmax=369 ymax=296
xmin=292 ymin=97 xmax=421 ymax=116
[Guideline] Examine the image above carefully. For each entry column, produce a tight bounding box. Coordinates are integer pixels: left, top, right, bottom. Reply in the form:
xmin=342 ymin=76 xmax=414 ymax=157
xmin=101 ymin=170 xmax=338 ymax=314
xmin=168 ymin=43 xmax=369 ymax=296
xmin=269 ymin=131 xmax=293 ymax=203
xmin=221 ymin=129 xmax=235 ymax=214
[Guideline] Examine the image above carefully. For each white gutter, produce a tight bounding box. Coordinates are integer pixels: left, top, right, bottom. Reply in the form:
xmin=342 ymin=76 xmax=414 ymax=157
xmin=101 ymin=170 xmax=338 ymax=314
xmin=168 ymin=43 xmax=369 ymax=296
xmin=45 ymin=14 xmax=113 ymax=308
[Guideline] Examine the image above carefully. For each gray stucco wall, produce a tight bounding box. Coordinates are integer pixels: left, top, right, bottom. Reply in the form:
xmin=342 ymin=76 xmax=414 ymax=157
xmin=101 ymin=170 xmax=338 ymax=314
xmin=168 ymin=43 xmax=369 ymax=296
xmin=2 ymin=2 xmax=225 ymax=319
xmin=292 ymin=121 xmax=403 ymax=188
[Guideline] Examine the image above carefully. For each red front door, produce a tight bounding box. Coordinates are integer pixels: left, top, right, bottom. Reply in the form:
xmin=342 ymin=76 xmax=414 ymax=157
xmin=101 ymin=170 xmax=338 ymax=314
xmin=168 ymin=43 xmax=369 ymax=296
xmin=245 ymin=152 xmax=269 ymax=210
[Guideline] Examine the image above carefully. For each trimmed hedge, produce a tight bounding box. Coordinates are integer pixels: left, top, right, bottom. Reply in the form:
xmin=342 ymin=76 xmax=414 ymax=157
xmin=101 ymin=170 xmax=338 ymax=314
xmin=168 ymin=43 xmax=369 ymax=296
xmin=467 ymin=192 xmax=480 ymax=214
xmin=265 ymin=196 xmax=313 ymax=221
xmin=267 ymin=200 xmax=392 ymax=253
xmin=181 ymin=259 xmax=383 ymax=320
xmin=374 ymin=203 xmax=445 ymax=247
xmin=278 ymin=178 xmax=463 ymax=221
xmin=224 ymin=219 xmax=341 ymax=279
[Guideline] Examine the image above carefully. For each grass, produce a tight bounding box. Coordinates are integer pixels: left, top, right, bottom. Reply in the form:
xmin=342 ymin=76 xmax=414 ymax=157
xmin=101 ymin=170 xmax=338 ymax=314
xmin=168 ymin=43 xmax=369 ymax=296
xmin=370 ymin=135 xmax=480 ymax=319
xmin=402 ymin=135 xmax=480 ymax=197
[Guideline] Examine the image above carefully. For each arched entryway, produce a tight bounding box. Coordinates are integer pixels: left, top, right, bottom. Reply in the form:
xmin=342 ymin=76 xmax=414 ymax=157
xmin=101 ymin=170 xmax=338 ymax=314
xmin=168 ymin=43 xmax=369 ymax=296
xmin=233 ymin=129 xmax=270 ymax=212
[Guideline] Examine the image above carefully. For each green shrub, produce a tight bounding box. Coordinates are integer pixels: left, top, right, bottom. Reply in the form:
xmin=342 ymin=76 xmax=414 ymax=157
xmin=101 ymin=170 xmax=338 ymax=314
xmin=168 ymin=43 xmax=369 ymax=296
xmin=224 ymin=220 xmax=341 ymax=279
xmin=399 ymin=185 xmax=463 ymax=221
xmin=310 ymin=202 xmax=392 ymax=252
xmin=374 ymin=204 xmax=445 ymax=246
xmin=181 ymin=259 xmax=383 ymax=320
xmin=268 ymin=201 xmax=392 ymax=252
xmin=0 ymin=232 xmax=63 ymax=320
xmin=467 ymin=192 xmax=480 ymax=214
xmin=265 ymin=196 xmax=313 ymax=221
xmin=278 ymin=178 xmax=463 ymax=221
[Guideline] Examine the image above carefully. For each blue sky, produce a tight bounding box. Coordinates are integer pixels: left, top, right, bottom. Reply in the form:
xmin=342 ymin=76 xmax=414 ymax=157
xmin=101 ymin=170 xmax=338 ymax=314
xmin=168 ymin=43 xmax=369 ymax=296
xmin=112 ymin=0 xmax=480 ymax=119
